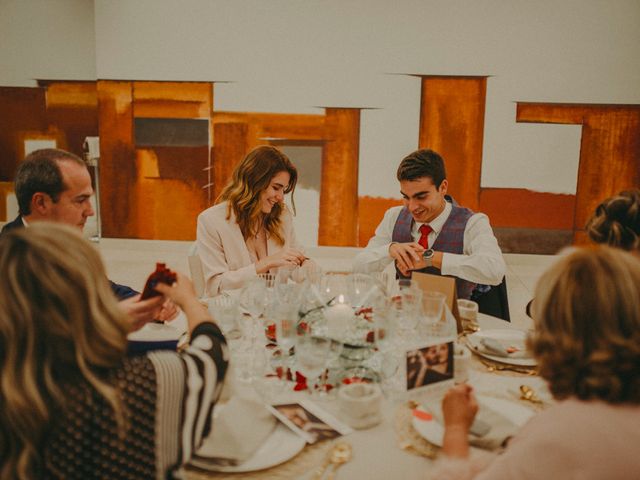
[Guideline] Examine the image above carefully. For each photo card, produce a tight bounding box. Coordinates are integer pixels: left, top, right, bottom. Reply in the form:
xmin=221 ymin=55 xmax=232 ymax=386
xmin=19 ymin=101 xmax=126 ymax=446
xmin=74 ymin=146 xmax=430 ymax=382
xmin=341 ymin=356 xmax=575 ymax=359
xmin=268 ymin=400 xmax=353 ymax=444
xmin=405 ymin=338 xmax=456 ymax=394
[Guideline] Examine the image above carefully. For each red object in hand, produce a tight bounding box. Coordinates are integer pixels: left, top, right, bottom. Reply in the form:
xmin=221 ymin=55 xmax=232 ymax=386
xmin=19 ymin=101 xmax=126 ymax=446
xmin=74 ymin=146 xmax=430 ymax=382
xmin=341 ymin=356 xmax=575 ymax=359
xmin=140 ymin=263 xmax=177 ymax=300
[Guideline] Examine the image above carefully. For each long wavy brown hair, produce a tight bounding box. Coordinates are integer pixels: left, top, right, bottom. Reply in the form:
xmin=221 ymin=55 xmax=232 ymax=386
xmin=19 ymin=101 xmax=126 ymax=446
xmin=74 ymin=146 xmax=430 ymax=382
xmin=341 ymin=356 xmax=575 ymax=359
xmin=0 ymin=223 xmax=129 ymax=479
xmin=218 ymin=145 xmax=297 ymax=244
xmin=586 ymin=189 xmax=640 ymax=252
xmin=529 ymin=246 xmax=640 ymax=403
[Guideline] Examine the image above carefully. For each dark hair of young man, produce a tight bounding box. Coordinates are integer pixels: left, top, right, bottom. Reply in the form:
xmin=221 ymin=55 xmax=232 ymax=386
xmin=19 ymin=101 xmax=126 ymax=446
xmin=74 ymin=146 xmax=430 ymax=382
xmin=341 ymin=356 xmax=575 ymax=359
xmin=396 ymin=149 xmax=447 ymax=187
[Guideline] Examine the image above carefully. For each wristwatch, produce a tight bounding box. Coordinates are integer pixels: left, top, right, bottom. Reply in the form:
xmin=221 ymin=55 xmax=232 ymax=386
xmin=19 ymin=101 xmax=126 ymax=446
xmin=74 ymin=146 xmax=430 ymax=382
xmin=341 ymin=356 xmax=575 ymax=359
xmin=422 ymin=248 xmax=435 ymax=267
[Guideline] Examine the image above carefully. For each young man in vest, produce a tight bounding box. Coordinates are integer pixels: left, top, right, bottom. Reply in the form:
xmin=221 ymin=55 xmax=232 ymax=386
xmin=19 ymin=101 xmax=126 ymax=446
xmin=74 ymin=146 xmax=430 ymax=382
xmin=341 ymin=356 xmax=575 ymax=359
xmin=353 ymin=149 xmax=505 ymax=299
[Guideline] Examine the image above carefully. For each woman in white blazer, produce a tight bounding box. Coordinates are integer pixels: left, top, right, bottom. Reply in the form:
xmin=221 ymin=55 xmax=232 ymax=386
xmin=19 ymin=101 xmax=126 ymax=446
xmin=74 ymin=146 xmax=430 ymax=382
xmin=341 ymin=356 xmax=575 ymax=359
xmin=197 ymin=146 xmax=307 ymax=295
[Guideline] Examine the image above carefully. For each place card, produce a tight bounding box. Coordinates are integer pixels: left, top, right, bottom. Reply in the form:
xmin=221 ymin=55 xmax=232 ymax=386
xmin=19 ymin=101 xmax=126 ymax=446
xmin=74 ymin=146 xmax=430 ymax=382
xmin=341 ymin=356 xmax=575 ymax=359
xmin=412 ymin=272 xmax=463 ymax=334
xmin=268 ymin=400 xmax=353 ymax=444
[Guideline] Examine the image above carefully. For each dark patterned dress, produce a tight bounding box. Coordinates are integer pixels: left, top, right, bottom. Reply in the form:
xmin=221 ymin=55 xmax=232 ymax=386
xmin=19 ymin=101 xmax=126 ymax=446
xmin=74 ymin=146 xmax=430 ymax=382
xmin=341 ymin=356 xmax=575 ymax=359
xmin=43 ymin=322 xmax=228 ymax=479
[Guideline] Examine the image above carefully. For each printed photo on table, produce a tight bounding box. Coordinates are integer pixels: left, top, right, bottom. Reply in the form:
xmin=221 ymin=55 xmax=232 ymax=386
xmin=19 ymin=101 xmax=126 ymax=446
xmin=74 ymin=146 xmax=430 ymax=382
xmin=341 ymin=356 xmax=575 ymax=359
xmin=406 ymin=341 xmax=454 ymax=390
xmin=271 ymin=403 xmax=342 ymax=443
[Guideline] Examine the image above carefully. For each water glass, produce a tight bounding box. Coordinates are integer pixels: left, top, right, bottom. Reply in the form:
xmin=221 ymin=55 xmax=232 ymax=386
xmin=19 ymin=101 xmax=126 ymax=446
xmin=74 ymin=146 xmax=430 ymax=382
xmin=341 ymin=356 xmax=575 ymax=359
xmin=389 ymin=287 xmax=423 ymax=335
xmin=295 ymin=333 xmax=331 ymax=391
xmin=208 ymin=295 xmax=241 ymax=340
xmin=422 ymin=291 xmax=447 ymax=337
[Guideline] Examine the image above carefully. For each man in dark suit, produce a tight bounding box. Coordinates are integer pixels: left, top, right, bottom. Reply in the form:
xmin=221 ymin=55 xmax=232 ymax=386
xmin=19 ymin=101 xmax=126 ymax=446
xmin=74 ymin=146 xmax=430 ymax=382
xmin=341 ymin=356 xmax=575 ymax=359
xmin=1 ymin=148 xmax=176 ymax=324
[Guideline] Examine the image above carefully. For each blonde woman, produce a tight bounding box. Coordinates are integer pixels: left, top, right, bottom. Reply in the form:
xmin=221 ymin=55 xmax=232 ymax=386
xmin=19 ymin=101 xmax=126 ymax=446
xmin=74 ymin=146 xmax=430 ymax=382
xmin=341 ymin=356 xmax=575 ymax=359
xmin=197 ymin=145 xmax=307 ymax=295
xmin=0 ymin=223 xmax=228 ymax=479
xmin=430 ymin=247 xmax=640 ymax=479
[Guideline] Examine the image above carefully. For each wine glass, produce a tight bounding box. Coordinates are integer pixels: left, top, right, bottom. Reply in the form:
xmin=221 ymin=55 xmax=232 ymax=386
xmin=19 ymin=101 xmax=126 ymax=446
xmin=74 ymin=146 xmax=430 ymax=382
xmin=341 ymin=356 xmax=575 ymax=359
xmin=240 ymin=278 xmax=268 ymax=345
xmin=272 ymin=303 xmax=298 ymax=363
xmin=295 ymin=332 xmax=331 ymax=394
xmin=422 ymin=291 xmax=447 ymax=338
xmin=207 ymin=294 xmax=241 ymax=341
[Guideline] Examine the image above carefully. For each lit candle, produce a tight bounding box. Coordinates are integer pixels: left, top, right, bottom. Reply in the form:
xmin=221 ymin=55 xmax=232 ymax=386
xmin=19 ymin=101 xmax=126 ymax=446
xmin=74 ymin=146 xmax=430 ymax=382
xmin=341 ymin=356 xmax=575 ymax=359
xmin=324 ymin=295 xmax=354 ymax=338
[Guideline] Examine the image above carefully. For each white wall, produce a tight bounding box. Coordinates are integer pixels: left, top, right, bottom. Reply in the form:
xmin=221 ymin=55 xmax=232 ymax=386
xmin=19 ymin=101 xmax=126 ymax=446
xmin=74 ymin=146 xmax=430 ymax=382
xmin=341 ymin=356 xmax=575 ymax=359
xmin=3 ymin=0 xmax=640 ymax=197
xmin=0 ymin=0 xmax=96 ymax=86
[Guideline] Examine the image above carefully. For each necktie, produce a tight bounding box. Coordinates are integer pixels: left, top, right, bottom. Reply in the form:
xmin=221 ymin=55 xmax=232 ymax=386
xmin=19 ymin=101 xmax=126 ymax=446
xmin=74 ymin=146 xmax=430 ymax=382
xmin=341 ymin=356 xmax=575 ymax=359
xmin=418 ymin=224 xmax=433 ymax=250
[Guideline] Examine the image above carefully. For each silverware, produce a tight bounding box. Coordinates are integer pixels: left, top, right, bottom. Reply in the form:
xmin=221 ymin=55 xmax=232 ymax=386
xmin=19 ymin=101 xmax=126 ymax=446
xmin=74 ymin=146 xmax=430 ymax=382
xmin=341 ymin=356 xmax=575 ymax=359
xmin=326 ymin=442 xmax=352 ymax=480
xmin=519 ymin=385 xmax=545 ymax=404
xmin=313 ymin=447 xmax=333 ymax=480
xmin=480 ymin=359 xmax=537 ymax=375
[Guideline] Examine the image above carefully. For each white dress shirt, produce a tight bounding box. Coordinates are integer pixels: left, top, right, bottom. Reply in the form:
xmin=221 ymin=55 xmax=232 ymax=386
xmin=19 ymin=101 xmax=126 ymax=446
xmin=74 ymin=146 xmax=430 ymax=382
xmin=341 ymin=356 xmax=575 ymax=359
xmin=352 ymin=202 xmax=506 ymax=286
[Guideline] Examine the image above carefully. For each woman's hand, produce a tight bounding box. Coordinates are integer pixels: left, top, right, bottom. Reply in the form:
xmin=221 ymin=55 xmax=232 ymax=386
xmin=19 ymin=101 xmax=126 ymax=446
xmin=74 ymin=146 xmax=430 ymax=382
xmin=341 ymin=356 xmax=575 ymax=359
xmin=255 ymin=247 xmax=306 ymax=273
xmin=442 ymin=384 xmax=478 ymax=458
xmin=154 ymin=272 xmax=197 ymax=308
xmin=155 ymin=272 xmax=212 ymax=332
xmin=119 ymin=294 xmax=165 ymax=331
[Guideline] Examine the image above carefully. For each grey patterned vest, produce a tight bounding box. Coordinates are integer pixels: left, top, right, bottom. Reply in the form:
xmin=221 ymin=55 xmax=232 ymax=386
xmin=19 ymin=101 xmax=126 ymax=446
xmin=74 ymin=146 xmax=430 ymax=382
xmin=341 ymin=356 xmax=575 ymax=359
xmin=391 ymin=197 xmax=477 ymax=300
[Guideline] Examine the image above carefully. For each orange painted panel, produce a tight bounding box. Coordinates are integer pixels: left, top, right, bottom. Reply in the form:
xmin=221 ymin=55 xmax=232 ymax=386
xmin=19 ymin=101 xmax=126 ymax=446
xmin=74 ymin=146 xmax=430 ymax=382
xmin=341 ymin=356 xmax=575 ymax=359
xmin=0 ymin=87 xmax=47 ymax=181
xmin=318 ymin=108 xmax=360 ymax=246
xmin=357 ymin=196 xmax=404 ymax=247
xmin=0 ymin=182 xmax=13 ymax=221
xmin=516 ymin=103 xmax=640 ymax=241
xmin=133 ymin=81 xmax=213 ymax=118
xmin=419 ymin=76 xmax=487 ymax=211
xmin=212 ymin=122 xmax=250 ymax=202
xmin=97 ymin=80 xmax=136 ymax=238
xmin=134 ymin=149 xmax=206 ymax=240
xmin=212 ymin=111 xmax=325 ymax=141
xmin=479 ymin=188 xmax=575 ymax=230
xmin=44 ymin=82 xmax=97 ymax=109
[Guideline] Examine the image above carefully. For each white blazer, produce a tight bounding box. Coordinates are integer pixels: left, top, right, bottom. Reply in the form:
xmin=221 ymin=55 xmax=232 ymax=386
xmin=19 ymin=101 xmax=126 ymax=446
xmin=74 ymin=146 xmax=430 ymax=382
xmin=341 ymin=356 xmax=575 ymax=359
xmin=196 ymin=201 xmax=300 ymax=295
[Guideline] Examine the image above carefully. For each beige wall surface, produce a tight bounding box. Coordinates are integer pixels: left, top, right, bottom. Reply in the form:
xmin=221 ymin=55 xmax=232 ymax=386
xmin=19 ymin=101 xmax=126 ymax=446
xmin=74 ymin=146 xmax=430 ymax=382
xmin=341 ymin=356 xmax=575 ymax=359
xmin=2 ymin=0 xmax=639 ymax=199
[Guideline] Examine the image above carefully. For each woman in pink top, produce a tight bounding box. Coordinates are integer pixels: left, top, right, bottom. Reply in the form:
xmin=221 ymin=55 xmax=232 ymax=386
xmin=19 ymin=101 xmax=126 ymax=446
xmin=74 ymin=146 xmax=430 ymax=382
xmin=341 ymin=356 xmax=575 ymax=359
xmin=196 ymin=146 xmax=307 ymax=295
xmin=431 ymin=246 xmax=640 ymax=479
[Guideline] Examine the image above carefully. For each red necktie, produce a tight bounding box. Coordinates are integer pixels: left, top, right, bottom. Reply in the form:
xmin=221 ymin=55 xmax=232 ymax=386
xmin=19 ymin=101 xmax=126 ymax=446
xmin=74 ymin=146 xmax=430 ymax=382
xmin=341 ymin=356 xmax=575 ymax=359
xmin=418 ymin=224 xmax=433 ymax=250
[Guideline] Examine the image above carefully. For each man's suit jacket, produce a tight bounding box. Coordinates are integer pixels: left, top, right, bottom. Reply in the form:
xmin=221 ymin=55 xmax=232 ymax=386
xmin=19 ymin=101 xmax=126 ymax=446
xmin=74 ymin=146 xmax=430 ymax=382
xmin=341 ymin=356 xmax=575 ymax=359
xmin=0 ymin=215 xmax=138 ymax=300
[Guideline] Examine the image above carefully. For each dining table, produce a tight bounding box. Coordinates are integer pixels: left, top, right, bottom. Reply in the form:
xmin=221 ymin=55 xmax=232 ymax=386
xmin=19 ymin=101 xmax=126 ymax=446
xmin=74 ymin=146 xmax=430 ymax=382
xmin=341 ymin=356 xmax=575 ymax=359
xmin=182 ymin=312 xmax=552 ymax=480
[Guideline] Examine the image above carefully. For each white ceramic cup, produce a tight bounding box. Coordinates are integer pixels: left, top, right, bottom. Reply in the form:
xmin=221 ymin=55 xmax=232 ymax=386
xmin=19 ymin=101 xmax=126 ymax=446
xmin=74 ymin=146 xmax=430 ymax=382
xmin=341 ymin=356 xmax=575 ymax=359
xmin=457 ymin=299 xmax=479 ymax=331
xmin=454 ymin=344 xmax=472 ymax=383
xmin=338 ymin=383 xmax=382 ymax=429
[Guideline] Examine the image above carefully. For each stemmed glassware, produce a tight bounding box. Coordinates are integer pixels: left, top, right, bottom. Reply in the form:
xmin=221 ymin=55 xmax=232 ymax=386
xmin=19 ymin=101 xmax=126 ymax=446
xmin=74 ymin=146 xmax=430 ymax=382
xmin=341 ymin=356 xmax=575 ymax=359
xmin=207 ymin=294 xmax=241 ymax=341
xmin=295 ymin=329 xmax=331 ymax=395
xmin=422 ymin=291 xmax=447 ymax=338
xmin=240 ymin=278 xmax=269 ymax=347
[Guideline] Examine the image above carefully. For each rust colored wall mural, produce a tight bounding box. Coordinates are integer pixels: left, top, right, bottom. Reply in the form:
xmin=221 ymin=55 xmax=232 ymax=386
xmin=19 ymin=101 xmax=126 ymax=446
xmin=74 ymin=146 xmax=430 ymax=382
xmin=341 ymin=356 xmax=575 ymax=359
xmin=0 ymin=78 xmax=638 ymax=253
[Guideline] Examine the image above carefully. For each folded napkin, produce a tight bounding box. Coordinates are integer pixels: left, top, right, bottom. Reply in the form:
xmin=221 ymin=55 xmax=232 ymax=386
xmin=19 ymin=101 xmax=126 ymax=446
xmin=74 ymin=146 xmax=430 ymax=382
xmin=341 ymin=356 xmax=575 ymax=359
xmin=478 ymin=337 xmax=530 ymax=359
xmin=423 ymin=397 xmax=518 ymax=450
xmin=195 ymin=397 xmax=276 ymax=465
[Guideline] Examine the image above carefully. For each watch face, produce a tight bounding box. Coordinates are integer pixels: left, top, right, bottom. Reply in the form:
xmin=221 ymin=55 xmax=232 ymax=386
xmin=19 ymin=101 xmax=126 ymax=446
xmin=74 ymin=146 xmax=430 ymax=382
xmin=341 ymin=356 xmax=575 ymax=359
xmin=423 ymin=248 xmax=434 ymax=259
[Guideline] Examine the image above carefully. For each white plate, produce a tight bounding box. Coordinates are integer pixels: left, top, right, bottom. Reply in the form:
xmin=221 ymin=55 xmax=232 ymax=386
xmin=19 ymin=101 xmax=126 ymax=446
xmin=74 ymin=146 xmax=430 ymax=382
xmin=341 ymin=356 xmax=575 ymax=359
xmin=466 ymin=329 xmax=537 ymax=366
xmin=411 ymin=395 xmax=534 ymax=447
xmin=128 ymin=322 xmax=183 ymax=342
xmin=189 ymin=424 xmax=306 ymax=473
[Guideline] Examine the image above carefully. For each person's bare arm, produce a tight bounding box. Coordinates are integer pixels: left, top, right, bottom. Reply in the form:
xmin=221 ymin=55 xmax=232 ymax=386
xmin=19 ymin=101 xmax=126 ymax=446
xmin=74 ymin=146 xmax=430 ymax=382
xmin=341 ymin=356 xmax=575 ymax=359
xmin=442 ymin=384 xmax=478 ymax=458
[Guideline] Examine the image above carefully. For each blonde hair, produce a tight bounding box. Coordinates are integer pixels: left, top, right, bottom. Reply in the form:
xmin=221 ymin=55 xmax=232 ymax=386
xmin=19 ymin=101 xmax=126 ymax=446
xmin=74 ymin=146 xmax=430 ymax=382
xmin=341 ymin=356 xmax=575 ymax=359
xmin=218 ymin=145 xmax=297 ymax=244
xmin=529 ymin=246 xmax=640 ymax=403
xmin=0 ymin=223 xmax=130 ymax=479
xmin=586 ymin=189 xmax=640 ymax=251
